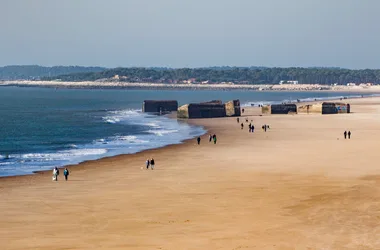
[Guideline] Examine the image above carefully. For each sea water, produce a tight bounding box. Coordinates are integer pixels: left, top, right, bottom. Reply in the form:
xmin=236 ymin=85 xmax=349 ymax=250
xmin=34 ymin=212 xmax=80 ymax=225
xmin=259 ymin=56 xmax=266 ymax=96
xmin=0 ymin=86 xmax=375 ymax=176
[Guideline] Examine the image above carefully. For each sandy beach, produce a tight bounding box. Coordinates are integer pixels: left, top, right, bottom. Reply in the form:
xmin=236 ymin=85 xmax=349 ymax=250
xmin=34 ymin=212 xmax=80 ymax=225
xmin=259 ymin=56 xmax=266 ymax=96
xmin=1 ymin=97 xmax=380 ymax=249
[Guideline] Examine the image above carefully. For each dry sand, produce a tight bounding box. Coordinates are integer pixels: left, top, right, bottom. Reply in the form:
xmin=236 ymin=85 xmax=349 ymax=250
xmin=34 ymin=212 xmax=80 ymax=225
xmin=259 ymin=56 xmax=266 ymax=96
xmin=1 ymin=98 xmax=380 ymax=250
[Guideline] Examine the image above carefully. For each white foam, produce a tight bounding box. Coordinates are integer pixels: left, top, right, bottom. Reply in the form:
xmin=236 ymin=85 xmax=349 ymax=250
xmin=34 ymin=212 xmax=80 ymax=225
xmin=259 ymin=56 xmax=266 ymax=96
xmin=146 ymin=129 xmax=179 ymax=136
xmin=113 ymin=135 xmax=148 ymax=143
xmin=104 ymin=118 xmax=120 ymax=124
xmin=20 ymin=148 xmax=108 ymax=161
xmin=102 ymin=109 xmax=141 ymax=124
xmin=143 ymin=122 xmax=161 ymax=128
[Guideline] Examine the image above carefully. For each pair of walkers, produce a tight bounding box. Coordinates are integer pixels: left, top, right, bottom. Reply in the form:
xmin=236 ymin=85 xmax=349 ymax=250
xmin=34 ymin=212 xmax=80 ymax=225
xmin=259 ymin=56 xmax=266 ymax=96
xmin=209 ymin=134 xmax=217 ymax=144
xmin=248 ymin=123 xmax=255 ymax=133
xmin=52 ymin=167 xmax=69 ymax=181
xmin=344 ymin=131 xmax=352 ymax=139
xmin=145 ymin=158 xmax=155 ymax=170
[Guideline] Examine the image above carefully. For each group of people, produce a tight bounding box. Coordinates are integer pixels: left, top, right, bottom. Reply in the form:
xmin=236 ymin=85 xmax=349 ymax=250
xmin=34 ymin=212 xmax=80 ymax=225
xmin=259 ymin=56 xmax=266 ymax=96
xmin=262 ymin=124 xmax=270 ymax=132
xmin=52 ymin=167 xmax=69 ymax=181
xmin=343 ymin=131 xmax=352 ymax=139
xmin=145 ymin=158 xmax=155 ymax=170
xmin=238 ymin=117 xmax=269 ymax=133
xmin=197 ymin=134 xmax=217 ymax=145
xmin=248 ymin=123 xmax=255 ymax=133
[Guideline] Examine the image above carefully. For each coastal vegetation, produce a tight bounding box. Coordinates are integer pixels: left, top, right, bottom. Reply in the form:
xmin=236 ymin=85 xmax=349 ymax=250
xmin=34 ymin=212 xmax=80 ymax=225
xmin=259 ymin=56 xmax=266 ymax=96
xmin=40 ymin=67 xmax=380 ymax=85
xmin=0 ymin=65 xmax=106 ymax=80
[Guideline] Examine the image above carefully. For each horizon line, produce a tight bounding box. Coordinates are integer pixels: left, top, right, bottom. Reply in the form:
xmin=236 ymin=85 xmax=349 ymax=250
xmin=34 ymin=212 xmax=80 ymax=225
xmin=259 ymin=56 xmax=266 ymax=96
xmin=1 ymin=65 xmax=380 ymax=70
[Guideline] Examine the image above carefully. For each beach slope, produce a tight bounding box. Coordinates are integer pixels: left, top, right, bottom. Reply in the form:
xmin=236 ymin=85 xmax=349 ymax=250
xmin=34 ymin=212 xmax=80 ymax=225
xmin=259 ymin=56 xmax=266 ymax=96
xmin=1 ymin=98 xmax=380 ymax=249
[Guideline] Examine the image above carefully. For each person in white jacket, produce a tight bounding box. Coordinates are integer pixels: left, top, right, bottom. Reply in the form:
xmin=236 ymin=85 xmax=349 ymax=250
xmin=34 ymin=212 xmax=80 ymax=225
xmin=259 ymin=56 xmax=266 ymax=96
xmin=52 ymin=167 xmax=59 ymax=181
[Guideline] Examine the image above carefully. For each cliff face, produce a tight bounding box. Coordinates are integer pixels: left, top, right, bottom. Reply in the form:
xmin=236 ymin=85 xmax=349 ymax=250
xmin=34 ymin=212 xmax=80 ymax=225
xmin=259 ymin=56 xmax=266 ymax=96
xmin=142 ymin=100 xmax=178 ymax=113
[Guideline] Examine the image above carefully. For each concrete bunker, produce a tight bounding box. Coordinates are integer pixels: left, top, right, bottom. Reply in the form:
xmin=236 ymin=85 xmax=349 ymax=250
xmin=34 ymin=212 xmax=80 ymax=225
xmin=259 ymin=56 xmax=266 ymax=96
xmin=142 ymin=100 xmax=178 ymax=113
xmin=177 ymin=99 xmax=241 ymax=119
xmin=262 ymin=104 xmax=297 ymax=114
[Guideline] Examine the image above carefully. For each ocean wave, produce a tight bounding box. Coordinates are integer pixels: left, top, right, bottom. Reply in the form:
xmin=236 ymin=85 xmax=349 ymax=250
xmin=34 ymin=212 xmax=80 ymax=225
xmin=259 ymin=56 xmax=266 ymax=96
xmin=20 ymin=148 xmax=108 ymax=161
xmin=146 ymin=129 xmax=179 ymax=136
xmin=0 ymin=109 xmax=206 ymax=177
xmin=102 ymin=109 xmax=141 ymax=124
xmin=112 ymin=135 xmax=148 ymax=144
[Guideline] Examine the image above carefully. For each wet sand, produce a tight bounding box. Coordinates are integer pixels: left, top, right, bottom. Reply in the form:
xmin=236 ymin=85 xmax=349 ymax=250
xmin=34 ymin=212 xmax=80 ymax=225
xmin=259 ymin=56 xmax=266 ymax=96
xmin=1 ymin=98 xmax=380 ymax=249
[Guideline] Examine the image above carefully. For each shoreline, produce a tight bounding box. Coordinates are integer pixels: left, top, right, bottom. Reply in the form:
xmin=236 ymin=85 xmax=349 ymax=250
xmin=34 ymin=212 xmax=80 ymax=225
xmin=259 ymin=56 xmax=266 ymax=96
xmin=2 ymin=80 xmax=380 ymax=92
xmin=0 ymin=94 xmax=374 ymax=180
xmin=2 ymin=96 xmax=380 ymax=249
xmin=0 ymin=114 xmax=209 ymax=181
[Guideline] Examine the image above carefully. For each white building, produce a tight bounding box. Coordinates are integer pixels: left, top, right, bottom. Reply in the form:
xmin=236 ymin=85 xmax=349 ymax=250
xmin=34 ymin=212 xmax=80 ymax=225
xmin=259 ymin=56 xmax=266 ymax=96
xmin=279 ymin=80 xmax=298 ymax=85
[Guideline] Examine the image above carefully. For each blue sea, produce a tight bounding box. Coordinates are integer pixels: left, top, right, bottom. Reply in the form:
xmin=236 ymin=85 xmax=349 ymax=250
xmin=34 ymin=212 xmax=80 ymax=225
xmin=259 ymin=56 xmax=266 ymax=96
xmin=0 ymin=86 xmax=376 ymax=177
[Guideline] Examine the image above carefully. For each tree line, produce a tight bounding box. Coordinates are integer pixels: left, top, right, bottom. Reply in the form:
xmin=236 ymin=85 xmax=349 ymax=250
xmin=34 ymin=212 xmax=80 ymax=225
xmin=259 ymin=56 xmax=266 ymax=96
xmin=40 ymin=67 xmax=380 ymax=85
xmin=0 ymin=65 xmax=106 ymax=80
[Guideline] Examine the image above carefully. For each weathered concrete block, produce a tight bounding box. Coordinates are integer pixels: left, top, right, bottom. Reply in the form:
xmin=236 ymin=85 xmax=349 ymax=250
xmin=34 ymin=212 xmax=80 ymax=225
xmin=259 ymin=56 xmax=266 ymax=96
xmin=142 ymin=100 xmax=178 ymax=113
xmin=177 ymin=104 xmax=190 ymax=118
xmin=297 ymin=103 xmax=322 ymax=114
xmin=270 ymin=104 xmax=297 ymax=114
xmin=297 ymin=102 xmax=350 ymax=114
xmin=177 ymin=103 xmax=226 ymax=119
xmin=225 ymin=100 xmax=241 ymax=117
xmin=262 ymin=105 xmax=271 ymax=114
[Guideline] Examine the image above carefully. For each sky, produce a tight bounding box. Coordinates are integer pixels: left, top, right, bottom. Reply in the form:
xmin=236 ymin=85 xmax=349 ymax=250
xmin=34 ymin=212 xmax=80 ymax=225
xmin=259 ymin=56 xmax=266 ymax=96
xmin=1 ymin=0 xmax=379 ymax=69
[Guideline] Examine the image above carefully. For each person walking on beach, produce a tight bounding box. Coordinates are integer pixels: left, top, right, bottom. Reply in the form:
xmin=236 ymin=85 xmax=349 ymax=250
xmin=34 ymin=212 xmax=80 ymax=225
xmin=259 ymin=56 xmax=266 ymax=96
xmin=197 ymin=136 xmax=201 ymax=145
xmin=251 ymin=124 xmax=255 ymax=133
xmin=344 ymin=131 xmax=347 ymax=139
xmin=249 ymin=123 xmax=252 ymax=132
xmin=262 ymin=125 xmax=267 ymax=132
xmin=150 ymin=158 xmax=155 ymax=170
xmin=348 ymin=131 xmax=351 ymax=139
xmin=63 ymin=168 xmax=69 ymax=181
xmin=52 ymin=167 xmax=59 ymax=181
xmin=213 ymin=134 xmax=217 ymax=144
xmin=241 ymin=123 xmax=244 ymax=130
xmin=209 ymin=134 xmax=212 ymax=142
xmin=146 ymin=159 xmax=150 ymax=169
xmin=237 ymin=117 xmax=239 ymax=123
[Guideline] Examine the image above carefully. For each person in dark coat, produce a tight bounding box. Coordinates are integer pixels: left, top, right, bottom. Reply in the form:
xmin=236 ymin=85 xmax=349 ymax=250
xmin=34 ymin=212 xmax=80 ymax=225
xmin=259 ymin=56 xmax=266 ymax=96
xmin=209 ymin=134 xmax=212 ymax=142
xmin=63 ymin=168 xmax=69 ymax=181
xmin=146 ymin=159 xmax=150 ymax=169
xmin=348 ymin=131 xmax=351 ymax=139
xmin=344 ymin=131 xmax=347 ymax=139
xmin=241 ymin=123 xmax=244 ymax=130
xmin=150 ymin=158 xmax=155 ymax=170
xmin=197 ymin=137 xmax=201 ymax=145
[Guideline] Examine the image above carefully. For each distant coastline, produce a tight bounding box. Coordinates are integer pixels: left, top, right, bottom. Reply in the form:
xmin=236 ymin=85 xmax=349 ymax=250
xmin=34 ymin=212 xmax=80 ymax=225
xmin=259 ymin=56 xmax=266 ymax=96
xmin=2 ymin=80 xmax=380 ymax=92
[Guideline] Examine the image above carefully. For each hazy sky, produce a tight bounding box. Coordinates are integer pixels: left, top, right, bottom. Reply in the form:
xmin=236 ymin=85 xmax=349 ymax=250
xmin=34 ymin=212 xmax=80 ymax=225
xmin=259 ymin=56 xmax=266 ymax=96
xmin=1 ymin=0 xmax=379 ymax=68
